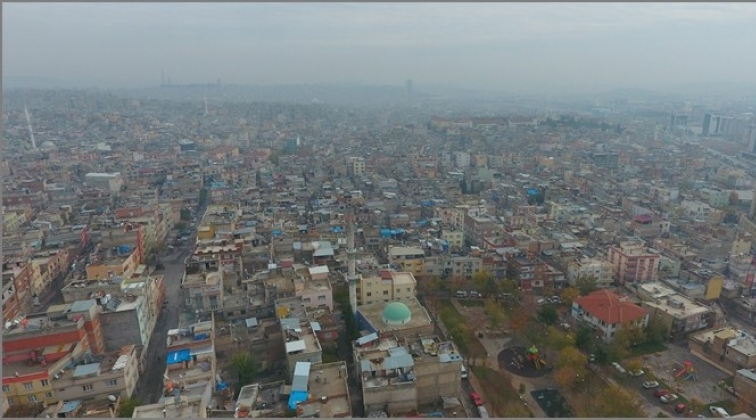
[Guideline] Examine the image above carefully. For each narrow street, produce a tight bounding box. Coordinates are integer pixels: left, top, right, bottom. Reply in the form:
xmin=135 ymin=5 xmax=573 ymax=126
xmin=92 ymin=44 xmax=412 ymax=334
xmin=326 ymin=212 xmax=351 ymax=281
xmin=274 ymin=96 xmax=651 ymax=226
xmin=133 ymin=260 xmax=184 ymax=404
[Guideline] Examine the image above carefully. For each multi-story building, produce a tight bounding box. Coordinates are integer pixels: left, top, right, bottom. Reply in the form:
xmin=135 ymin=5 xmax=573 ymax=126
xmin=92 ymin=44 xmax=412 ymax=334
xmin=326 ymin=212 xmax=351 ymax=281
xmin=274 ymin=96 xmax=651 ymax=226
xmin=2 ymin=303 xmax=102 ymax=408
xmin=182 ymin=257 xmax=224 ymax=314
xmin=567 ymin=257 xmax=614 ymax=287
xmin=289 ymin=361 xmax=352 ymax=418
xmin=352 ymin=335 xmax=462 ymax=416
xmin=636 ymin=282 xmax=716 ymax=340
xmin=453 ymin=152 xmax=470 ymax=168
xmin=424 ymin=255 xmax=482 ymax=279
xmin=281 ymin=317 xmax=322 ymax=376
xmin=84 ymin=172 xmax=124 ymax=193
xmin=689 ymin=327 xmax=756 ymax=375
xmin=2 ymin=262 xmax=33 ymax=325
xmin=52 ymin=344 xmax=139 ymax=403
xmin=387 ymin=246 xmax=426 ymax=276
xmin=346 ymin=157 xmax=366 ymax=176
xmin=571 ymin=290 xmax=649 ymax=343
xmin=440 ymin=230 xmax=464 ymax=248
xmin=607 ymin=240 xmax=660 ymax=284
xmin=356 ymin=270 xmax=416 ymax=306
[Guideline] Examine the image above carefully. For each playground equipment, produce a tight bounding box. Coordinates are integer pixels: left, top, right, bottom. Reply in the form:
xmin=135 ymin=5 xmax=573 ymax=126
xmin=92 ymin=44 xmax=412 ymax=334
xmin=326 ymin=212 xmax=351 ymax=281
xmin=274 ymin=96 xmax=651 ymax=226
xmin=527 ymin=345 xmax=547 ymax=370
xmin=674 ymin=360 xmax=698 ymax=381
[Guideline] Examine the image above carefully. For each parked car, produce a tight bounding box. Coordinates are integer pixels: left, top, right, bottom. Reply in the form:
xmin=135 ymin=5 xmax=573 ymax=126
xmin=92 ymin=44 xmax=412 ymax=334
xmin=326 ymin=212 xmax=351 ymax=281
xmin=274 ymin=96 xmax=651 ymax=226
xmin=456 ymin=290 xmax=468 ymax=298
xmin=628 ymin=369 xmax=645 ymax=377
xmin=470 ymin=291 xmax=480 ymax=298
xmin=709 ymin=406 xmax=730 ymax=418
xmin=550 ymin=296 xmax=561 ymax=304
xmin=612 ymin=362 xmax=626 ymax=374
xmin=642 ymin=381 xmax=659 ymax=389
xmin=589 ymin=353 xmax=596 ymax=363
xmin=674 ymin=403 xmax=687 ymax=414
xmin=654 ymin=389 xmax=670 ymax=398
xmin=560 ymin=322 xmax=571 ymax=330
xmin=536 ymin=298 xmax=547 ymax=305
xmin=470 ymin=392 xmax=484 ymax=406
xmin=660 ymin=394 xmax=679 ymax=404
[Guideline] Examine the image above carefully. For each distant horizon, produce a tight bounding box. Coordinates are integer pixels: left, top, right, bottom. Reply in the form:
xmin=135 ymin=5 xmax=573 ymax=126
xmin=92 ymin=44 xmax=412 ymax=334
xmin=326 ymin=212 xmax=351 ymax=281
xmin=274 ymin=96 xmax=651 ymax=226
xmin=5 ymin=3 xmax=756 ymax=98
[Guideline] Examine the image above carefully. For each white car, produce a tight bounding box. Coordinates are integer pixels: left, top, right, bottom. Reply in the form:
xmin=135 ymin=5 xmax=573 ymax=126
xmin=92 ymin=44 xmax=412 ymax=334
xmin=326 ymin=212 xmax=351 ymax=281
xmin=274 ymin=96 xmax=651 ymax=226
xmin=660 ymin=394 xmax=679 ymax=404
xmin=642 ymin=381 xmax=659 ymax=389
xmin=612 ymin=362 xmax=626 ymax=374
xmin=629 ymin=369 xmax=645 ymax=377
xmin=536 ymin=298 xmax=547 ymax=305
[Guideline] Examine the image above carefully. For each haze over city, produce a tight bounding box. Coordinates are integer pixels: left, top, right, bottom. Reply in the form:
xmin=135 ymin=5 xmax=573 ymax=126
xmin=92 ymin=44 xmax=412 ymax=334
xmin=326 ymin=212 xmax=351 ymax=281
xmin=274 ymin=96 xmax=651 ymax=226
xmin=5 ymin=2 xmax=756 ymax=95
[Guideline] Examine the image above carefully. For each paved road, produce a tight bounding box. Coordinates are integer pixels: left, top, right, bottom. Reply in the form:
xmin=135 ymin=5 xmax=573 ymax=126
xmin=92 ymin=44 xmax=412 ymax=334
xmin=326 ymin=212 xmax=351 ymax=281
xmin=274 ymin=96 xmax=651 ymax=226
xmin=133 ymin=260 xmax=185 ymax=404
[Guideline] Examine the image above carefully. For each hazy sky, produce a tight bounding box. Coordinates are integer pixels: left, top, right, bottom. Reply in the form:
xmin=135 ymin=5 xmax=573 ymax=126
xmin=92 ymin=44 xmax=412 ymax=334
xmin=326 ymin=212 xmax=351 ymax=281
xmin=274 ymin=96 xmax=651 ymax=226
xmin=4 ymin=2 xmax=756 ymax=94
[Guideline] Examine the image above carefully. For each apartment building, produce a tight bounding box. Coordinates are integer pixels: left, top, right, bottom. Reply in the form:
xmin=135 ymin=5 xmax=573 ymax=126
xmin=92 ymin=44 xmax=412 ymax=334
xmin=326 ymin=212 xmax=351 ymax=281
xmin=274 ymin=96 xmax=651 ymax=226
xmin=356 ymin=270 xmax=417 ymax=306
xmin=607 ymin=240 xmax=660 ymax=284
xmin=289 ymin=361 xmax=352 ymax=418
xmin=182 ymin=257 xmax=224 ymax=314
xmin=567 ymin=257 xmax=614 ymax=287
xmin=387 ymin=246 xmax=426 ymax=276
xmin=571 ymin=290 xmax=649 ymax=343
xmin=84 ymin=172 xmax=123 ymax=193
xmin=52 ymin=344 xmax=138 ymax=403
xmin=347 ymin=157 xmax=366 ymax=176
xmin=636 ymin=282 xmax=715 ymax=340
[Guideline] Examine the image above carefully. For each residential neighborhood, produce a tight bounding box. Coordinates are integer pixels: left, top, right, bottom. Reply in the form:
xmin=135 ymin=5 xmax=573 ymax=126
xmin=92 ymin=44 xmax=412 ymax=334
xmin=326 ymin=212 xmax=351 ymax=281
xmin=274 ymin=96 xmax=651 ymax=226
xmin=4 ymin=84 xmax=756 ymax=419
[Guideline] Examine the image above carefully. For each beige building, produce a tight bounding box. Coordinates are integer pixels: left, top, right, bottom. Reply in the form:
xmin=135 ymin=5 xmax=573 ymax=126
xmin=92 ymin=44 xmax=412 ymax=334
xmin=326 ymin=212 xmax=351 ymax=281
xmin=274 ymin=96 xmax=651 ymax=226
xmin=52 ymin=345 xmax=139 ymax=403
xmin=636 ymin=282 xmax=715 ymax=340
xmin=282 ymin=317 xmax=323 ymax=376
xmin=566 ymin=257 xmax=614 ymax=287
xmin=84 ymin=172 xmax=123 ymax=192
xmin=387 ymin=246 xmax=426 ymax=275
xmin=182 ymin=257 xmax=224 ymax=313
xmin=733 ymin=368 xmax=756 ymax=411
xmin=356 ymin=270 xmax=417 ymax=306
xmin=690 ymin=327 xmax=756 ymax=375
xmin=441 ymin=230 xmax=464 ymax=248
xmin=353 ymin=335 xmax=462 ymax=416
xmin=347 ymin=157 xmax=366 ymax=176
xmin=293 ymin=361 xmax=352 ymax=418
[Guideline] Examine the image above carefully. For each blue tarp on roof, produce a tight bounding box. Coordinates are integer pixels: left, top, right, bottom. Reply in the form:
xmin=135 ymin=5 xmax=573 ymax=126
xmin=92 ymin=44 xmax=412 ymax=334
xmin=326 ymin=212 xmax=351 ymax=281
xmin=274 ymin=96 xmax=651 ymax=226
xmin=331 ymin=226 xmax=344 ymax=233
xmin=421 ymin=200 xmax=434 ymax=207
xmin=380 ymin=228 xmax=406 ymax=238
xmin=167 ymin=349 xmax=191 ymax=365
xmin=288 ymin=391 xmax=308 ymax=410
xmin=272 ymin=230 xmax=282 ymax=236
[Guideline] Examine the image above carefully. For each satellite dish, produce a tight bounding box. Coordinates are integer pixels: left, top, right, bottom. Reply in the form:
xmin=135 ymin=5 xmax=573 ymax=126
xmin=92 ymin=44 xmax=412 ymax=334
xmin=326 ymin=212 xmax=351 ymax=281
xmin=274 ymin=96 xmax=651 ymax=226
xmin=108 ymin=395 xmax=117 ymax=402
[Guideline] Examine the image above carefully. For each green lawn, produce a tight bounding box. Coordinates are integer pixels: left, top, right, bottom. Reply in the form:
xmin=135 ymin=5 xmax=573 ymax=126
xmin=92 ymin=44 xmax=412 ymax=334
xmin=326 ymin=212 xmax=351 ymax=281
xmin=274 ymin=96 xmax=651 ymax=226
xmin=471 ymin=366 xmax=533 ymax=417
xmin=437 ymin=299 xmax=488 ymax=358
xmin=630 ymin=341 xmax=667 ymax=357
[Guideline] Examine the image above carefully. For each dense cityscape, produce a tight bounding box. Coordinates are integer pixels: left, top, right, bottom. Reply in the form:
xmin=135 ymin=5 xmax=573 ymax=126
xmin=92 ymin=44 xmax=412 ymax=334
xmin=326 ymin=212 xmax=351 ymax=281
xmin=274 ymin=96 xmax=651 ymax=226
xmin=3 ymin=82 xmax=756 ymax=419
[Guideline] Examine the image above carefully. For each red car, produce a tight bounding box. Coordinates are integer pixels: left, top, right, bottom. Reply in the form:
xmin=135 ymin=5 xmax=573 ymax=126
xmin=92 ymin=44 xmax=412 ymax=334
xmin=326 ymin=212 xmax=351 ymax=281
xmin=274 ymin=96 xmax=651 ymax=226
xmin=470 ymin=392 xmax=484 ymax=406
xmin=654 ymin=389 xmax=670 ymax=398
xmin=675 ymin=403 xmax=687 ymax=414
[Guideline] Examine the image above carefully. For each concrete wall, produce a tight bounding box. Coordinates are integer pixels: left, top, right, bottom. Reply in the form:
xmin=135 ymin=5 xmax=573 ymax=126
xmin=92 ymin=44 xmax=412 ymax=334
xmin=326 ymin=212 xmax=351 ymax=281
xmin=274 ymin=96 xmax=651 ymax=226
xmin=363 ymin=381 xmax=417 ymax=415
xmin=414 ymin=360 xmax=462 ymax=405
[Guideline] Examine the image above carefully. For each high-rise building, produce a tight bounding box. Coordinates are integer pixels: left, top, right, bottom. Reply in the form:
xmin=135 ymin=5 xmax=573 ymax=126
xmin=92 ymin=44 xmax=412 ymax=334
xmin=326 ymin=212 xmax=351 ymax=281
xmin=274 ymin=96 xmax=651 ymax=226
xmin=405 ymin=79 xmax=413 ymax=95
xmin=346 ymin=157 xmax=365 ymax=176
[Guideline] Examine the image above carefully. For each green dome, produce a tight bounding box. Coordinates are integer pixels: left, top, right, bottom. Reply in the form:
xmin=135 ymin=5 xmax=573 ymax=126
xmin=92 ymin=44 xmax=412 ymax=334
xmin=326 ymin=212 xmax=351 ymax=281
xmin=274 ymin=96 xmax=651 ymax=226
xmin=382 ymin=302 xmax=412 ymax=325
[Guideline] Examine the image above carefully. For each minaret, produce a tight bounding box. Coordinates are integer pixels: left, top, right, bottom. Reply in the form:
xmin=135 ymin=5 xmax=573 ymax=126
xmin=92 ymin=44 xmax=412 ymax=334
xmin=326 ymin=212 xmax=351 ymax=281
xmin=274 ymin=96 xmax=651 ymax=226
xmin=346 ymin=210 xmax=358 ymax=314
xmin=24 ymin=106 xmax=37 ymax=150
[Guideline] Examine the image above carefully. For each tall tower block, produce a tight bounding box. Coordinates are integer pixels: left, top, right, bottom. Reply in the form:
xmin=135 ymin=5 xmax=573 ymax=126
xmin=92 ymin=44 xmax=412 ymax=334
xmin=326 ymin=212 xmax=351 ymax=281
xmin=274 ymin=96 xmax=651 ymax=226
xmin=346 ymin=210 xmax=358 ymax=314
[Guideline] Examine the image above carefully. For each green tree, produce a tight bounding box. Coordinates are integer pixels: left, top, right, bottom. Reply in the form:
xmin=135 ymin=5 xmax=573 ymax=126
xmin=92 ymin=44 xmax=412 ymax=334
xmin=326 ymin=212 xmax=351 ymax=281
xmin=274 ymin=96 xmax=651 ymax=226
xmin=117 ymin=396 xmax=141 ymax=418
xmin=537 ymin=305 xmax=558 ymax=325
xmin=560 ymin=287 xmax=580 ymax=307
xmin=485 ymin=300 xmax=506 ymax=330
xmin=644 ymin=316 xmax=668 ymax=345
xmin=574 ymin=326 xmax=594 ymax=351
xmin=230 ymin=351 xmax=257 ymax=387
xmin=576 ymin=275 xmax=598 ymax=296
xmin=546 ymin=326 xmax=575 ymax=351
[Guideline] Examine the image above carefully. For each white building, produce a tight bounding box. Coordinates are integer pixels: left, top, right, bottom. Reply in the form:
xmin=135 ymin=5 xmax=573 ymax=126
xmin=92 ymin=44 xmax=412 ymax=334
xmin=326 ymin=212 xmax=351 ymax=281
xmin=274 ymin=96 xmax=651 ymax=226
xmin=84 ymin=172 xmax=123 ymax=193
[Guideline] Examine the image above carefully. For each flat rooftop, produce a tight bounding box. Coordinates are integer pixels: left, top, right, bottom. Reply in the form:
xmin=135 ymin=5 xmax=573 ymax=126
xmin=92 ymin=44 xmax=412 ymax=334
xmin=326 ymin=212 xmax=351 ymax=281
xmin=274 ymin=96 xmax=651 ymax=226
xmin=283 ymin=319 xmax=321 ymax=354
xmin=357 ymin=297 xmax=432 ymax=332
xmin=298 ymin=362 xmax=351 ymax=418
xmin=643 ymin=294 xmax=710 ymax=318
xmin=132 ymin=395 xmax=205 ymax=418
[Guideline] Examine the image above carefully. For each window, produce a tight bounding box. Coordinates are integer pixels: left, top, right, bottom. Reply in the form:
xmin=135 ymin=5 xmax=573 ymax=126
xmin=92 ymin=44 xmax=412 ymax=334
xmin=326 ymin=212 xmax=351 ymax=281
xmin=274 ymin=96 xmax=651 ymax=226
xmin=2 ymin=385 xmax=10 ymax=393
xmin=366 ymin=292 xmax=372 ymax=297
xmin=45 ymin=392 xmax=53 ymax=398
xmin=383 ymin=290 xmax=389 ymax=296
xmin=40 ymin=379 xmax=49 ymax=387
xmin=105 ymin=379 xmax=118 ymax=387
xmin=407 ymin=288 xmax=411 ymax=292
xmin=23 ymin=382 xmax=33 ymax=390
xmin=83 ymin=384 xmax=93 ymax=392
xmin=318 ymin=295 xmax=326 ymax=301
xmin=303 ymin=298 xmax=311 ymax=303
xmin=7 ymin=397 xmax=14 ymax=406
xmin=28 ymin=395 xmax=38 ymax=403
